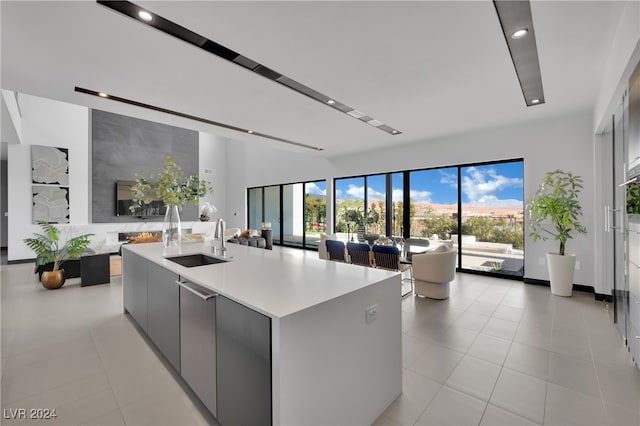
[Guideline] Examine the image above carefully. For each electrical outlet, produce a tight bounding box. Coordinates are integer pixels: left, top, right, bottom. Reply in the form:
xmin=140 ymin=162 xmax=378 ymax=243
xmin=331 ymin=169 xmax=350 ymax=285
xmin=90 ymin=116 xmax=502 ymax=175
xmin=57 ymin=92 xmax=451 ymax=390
xmin=575 ymin=261 xmax=581 ymax=270
xmin=539 ymin=257 xmax=546 ymax=266
xmin=365 ymin=304 xmax=378 ymax=324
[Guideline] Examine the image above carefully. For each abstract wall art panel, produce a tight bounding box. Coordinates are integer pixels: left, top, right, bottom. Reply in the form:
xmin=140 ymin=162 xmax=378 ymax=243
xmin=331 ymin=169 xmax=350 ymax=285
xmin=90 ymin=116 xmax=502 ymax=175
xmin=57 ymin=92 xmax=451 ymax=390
xmin=32 ymin=185 xmax=70 ymax=224
xmin=32 ymin=145 xmax=69 ymax=185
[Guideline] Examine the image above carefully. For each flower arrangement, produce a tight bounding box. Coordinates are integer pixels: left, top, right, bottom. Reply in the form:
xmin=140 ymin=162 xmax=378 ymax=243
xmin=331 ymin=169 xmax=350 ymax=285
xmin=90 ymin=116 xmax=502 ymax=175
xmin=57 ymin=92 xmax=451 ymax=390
xmin=199 ymin=202 xmax=217 ymax=221
xmin=129 ymin=157 xmax=211 ymax=213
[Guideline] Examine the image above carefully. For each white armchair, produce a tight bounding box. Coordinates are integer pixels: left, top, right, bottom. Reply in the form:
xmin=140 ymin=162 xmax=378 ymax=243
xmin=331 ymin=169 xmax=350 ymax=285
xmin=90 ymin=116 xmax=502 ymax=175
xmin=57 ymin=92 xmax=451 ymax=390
xmin=411 ymin=246 xmax=456 ymax=299
xmin=319 ymin=234 xmax=336 ymax=260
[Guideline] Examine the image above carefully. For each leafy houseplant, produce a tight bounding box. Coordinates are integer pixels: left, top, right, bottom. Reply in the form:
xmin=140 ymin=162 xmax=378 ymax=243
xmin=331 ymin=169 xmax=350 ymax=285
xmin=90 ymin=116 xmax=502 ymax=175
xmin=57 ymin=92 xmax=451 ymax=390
xmin=23 ymin=221 xmax=93 ymax=289
xmin=527 ymin=170 xmax=587 ymax=296
xmin=129 ymin=156 xmax=211 ymax=212
xmin=130 ymin=157 xmax=211 ymax=247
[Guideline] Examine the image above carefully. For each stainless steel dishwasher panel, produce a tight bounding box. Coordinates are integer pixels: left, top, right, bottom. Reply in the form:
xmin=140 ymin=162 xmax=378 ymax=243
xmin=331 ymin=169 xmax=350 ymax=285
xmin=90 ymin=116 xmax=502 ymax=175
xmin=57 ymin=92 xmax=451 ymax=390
xmin=179 ymin=280 xmax=217 ymax=416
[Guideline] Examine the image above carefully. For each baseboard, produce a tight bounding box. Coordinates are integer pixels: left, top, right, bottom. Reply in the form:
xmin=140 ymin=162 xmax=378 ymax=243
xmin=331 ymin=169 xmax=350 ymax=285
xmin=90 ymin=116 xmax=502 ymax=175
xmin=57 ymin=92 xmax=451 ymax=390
xmin=8 ymin=258 xmax=36 ymax=265
xmin=523 ymin=277 xmax=594 ymax=294
xmin=595 ymin=293 xmax=614 ymax=303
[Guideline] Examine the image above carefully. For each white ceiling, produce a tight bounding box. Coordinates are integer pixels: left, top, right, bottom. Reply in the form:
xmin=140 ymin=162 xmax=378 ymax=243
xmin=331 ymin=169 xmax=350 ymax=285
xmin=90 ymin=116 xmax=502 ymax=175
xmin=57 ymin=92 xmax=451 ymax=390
xmin=0 ymin=1 xmax=627 ymax=157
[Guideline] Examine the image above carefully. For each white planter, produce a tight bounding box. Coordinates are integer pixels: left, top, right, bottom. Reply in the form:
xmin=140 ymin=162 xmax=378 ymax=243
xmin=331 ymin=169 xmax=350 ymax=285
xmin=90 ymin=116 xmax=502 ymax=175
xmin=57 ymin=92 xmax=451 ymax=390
xmin=546 ymin=253 xmax=576 ymax=297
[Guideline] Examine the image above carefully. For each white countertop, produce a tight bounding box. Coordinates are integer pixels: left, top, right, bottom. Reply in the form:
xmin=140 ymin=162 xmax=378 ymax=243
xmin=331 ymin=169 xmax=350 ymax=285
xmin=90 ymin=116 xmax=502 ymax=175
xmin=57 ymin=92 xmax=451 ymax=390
xmin=123 ymin=242 xmax=398 ymax=319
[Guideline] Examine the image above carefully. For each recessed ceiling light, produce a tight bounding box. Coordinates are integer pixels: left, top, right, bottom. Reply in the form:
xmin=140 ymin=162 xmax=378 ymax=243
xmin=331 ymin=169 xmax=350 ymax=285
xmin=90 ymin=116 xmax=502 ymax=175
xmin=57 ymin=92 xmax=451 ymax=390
xmin=392 ymin=130 xmax=399 ymax=134
xmin=327 ymin=100 xmax=335 ymax=105
xmin=347 ymin=110 xmax=365 ymax=119
xmin=138 ymin=10 xmax=153 ymax=21
xmin=98 ymin=92 xmax=108 ymax=98
xmin=531 ymin=99 xmax=540 ymax=104
xmin=511 ymin=28 xmax=528 ymax=39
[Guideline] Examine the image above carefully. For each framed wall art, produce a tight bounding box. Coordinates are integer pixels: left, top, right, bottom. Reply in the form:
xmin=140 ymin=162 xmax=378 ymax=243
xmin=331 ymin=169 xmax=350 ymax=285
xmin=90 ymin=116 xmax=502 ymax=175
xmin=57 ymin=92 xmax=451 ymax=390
xmin=32 ymin=145 xmax=69 ymax=185
xmin=32 ymin=185 xmax=69 ymax=224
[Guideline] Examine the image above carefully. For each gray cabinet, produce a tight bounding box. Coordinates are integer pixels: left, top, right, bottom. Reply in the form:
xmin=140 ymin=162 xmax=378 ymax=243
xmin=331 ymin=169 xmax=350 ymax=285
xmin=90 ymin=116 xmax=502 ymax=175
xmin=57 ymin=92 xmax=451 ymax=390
xmin=147 ymin=261 xmax=181 ymax=372
xmin=122 ymin=249 xmax=148 ymax=332
xmin=217 ymin=295 xmax=272 ymax=426
xmin=180 ymin=281 xmax=218 ymax=416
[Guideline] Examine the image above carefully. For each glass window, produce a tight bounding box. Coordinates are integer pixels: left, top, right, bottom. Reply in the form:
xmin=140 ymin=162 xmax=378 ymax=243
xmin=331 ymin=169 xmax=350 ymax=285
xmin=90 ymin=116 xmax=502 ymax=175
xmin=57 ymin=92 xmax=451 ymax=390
xmin=282 ymin=183 xmax=304 ymax=247
xmin=459 ymin=161 xmax=524 ymax=277
xmin=408 ymin=168 xmax=458 ymax=244
xmin=248 ymin=187 xmax=263 ymax=230
xmin=305 ymin=181 xmax=326 ymax=249
xmin=247 ymin=180 xmax=326 ymax=250
xmin=334 ymin=177 xmax=365 ymax=241
xmin=264 ymin=186 xmax=280 ymax=243
xmin=391 ymin=172 xmax=404 ymax=237
xmin=367 ymin=174 xmax=386 ymax=236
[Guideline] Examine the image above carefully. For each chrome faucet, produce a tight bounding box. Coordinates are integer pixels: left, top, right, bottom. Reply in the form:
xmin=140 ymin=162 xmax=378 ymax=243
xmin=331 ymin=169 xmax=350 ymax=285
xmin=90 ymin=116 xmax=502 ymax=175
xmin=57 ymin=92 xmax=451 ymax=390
xmin=213 ymin=218 xmax=226 ymax=252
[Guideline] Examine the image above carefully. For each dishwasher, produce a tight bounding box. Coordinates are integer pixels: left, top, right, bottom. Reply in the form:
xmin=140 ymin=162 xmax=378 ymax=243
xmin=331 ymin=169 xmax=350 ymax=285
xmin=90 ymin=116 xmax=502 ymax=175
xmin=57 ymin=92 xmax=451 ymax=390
xmin=177 ymin=278 xmax=217 ymax=417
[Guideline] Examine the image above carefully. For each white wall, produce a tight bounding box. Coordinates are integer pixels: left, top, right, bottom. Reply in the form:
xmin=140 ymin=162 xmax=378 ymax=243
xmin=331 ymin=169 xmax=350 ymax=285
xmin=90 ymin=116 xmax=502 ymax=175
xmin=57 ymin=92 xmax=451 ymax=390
xmin=225 ymin=111 xmax=597 ymax=288
xmin=8 ymin=94 xmax=89 ymax=260
xmin=199 ymin=132 xmax=228 ymax=223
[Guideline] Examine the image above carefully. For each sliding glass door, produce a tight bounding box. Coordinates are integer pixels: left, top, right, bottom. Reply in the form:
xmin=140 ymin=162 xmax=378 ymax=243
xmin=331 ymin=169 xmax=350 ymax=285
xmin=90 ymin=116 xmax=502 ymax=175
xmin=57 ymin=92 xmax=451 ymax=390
xmin=459 ymin=162 xmax=524 ymax=277
xmin=247 ymin=180 xmax=326 ymax=250
xmin=333 ymin=159 xmax=524 ymax=278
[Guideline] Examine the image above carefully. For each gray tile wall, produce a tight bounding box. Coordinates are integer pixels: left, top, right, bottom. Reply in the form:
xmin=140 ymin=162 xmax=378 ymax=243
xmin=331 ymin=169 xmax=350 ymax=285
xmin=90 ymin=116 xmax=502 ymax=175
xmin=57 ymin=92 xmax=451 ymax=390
xmin=91 ymin=109 xmax=199 ymax=223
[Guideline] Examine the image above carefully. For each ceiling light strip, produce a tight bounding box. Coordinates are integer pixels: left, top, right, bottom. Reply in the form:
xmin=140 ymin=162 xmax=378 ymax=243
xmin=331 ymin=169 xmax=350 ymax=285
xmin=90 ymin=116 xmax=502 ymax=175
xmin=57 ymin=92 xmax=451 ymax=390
xmin=493 ymin=0 xmax=545 ymax=107
xmin=74 ymin=87 xmax=323 ymax=151
xmin=96 ymin=0 xmax=402 ymax=135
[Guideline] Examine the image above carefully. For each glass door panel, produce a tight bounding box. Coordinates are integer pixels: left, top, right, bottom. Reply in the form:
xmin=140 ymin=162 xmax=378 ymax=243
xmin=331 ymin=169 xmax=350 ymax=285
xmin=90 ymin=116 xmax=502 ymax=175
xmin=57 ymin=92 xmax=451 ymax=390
xmin=248 ymin=188 xmax=263 ymax=230
xmin=391 ymin=173 xmax=404 ymax=237
xmin=408 ymin=168 xmax=458 ymax=247
xmin=367 ymin=174 xmax=386 ymax=236
xmin=305 ymin=181 xmax=326 ymax=249
xmin=264 ymin=186 xmax=280 ymax=244
xmin=334 ymin=177 xmax=365 ymax=241
xmin=282 ymin=183 xmax=304 ymax=247
xmin=459 ymin=162 xmax=524 ymax=277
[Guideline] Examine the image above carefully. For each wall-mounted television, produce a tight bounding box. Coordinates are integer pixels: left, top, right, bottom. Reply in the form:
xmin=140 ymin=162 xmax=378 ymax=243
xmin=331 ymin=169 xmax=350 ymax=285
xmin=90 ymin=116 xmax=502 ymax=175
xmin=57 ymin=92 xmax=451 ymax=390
xmin=115 ymin=180 xmax=166 ymax=217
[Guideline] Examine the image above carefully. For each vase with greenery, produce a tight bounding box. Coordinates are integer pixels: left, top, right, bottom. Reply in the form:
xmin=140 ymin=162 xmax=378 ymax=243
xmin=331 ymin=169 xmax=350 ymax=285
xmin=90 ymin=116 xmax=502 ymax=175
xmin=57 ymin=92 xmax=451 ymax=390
xmin=130 ymin=157 xmax=211 ymax=247
xmin=527 ymin=170 xmax=587 ymax=296
xmin=23 ymin=221 xmax=93 ymax=289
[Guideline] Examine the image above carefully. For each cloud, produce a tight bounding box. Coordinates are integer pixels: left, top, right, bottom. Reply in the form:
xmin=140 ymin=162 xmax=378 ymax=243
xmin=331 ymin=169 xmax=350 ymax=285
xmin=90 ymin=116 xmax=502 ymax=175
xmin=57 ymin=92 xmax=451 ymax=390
xmin=306 ymin=182 xmax=326 ymax=196
xmin=409 ymin=190 xmax=432 ymax=203
xmin=464 ymin=196 xmax=523 ymax=208
xmin=461 ymin=166 xmax=522 ymax=205
xmin=392 ymin=188 xmax=403 ymax=202
xmin=345 ymin=185 xmax=365 ymax=199
xmin=440 ymin=172 xmax=458 ymax=188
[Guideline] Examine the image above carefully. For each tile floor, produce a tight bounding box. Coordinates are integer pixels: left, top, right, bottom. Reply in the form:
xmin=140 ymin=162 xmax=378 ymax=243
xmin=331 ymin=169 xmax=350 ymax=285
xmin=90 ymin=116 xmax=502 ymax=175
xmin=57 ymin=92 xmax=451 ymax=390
xmin=2 ymin=261 xmax=640 ymax=426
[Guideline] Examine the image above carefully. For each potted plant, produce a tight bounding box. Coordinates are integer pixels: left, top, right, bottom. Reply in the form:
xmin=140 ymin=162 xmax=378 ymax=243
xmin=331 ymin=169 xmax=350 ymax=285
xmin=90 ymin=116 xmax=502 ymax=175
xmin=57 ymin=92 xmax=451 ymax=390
xmin=527 ymin=170 xmax=587 ymax=296
xmin=130 ymin=157 xmax=211 ymax=247
xmin=23 ymin=221 xmax=94 ymax=289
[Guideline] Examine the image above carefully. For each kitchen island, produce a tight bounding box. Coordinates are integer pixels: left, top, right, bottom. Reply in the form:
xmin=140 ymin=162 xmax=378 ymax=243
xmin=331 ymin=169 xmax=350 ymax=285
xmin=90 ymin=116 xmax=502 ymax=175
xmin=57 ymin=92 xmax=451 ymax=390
xmin=122 ymin=242 xmax=402 ymax=426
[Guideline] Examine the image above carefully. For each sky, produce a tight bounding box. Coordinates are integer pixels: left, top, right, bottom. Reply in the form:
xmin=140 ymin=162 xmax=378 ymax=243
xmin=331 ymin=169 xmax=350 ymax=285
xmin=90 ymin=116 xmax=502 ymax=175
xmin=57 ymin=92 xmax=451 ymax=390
xmin=335 ymin=161 xmax=524 ymax=207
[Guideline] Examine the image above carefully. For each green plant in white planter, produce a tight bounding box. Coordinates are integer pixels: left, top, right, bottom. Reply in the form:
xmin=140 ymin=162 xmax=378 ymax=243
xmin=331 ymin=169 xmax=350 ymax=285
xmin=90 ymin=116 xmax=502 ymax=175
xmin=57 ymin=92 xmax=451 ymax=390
xmin=527 ymin=170 xmax=587 ymax=296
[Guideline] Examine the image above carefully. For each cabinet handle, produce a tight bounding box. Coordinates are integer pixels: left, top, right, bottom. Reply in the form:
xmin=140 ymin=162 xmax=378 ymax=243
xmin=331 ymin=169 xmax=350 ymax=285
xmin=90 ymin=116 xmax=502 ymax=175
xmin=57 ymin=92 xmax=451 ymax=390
xmin=176 ymin=280 xmax=217 ymax=300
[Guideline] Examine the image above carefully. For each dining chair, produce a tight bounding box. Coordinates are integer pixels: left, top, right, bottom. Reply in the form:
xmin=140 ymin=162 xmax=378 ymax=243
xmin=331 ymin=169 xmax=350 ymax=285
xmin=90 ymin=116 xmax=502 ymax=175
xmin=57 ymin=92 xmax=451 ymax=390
xmin=326 ymin=240 xmax=347 ymax=262
xmin=372 ymin=245 xmax=413 ymax=296
xmin=346 ymin=242 xmax=372 ymax=267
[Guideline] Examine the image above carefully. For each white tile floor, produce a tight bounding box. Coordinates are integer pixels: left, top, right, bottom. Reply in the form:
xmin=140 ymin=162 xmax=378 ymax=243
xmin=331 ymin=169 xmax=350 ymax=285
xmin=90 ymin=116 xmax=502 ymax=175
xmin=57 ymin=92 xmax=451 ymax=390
xmin=2 ymin=262 xmax=640 ymax=426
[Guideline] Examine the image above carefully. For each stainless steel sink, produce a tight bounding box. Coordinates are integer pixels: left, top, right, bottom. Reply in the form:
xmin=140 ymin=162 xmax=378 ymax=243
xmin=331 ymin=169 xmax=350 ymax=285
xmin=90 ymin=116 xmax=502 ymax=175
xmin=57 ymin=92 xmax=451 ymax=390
xmin=166 ymin=254 xmax=229 ymax=268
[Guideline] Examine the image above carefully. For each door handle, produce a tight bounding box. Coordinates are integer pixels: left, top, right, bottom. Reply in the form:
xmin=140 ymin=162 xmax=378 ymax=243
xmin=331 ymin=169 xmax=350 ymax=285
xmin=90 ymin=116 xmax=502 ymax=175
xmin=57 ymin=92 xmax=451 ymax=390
xmin=176 ymin=280 xmax=217 ymax=300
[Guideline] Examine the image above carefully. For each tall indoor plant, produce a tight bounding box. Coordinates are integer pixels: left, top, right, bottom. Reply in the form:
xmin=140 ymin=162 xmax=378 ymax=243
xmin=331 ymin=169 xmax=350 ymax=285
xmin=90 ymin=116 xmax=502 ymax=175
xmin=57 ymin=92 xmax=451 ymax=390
xmin=23 ymin=221 xmax=93 ymax=289
xmin=527 ymin=170 xmax=587 ymax=296
xmin=130 ymin=157 xmax=211 ymax=247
